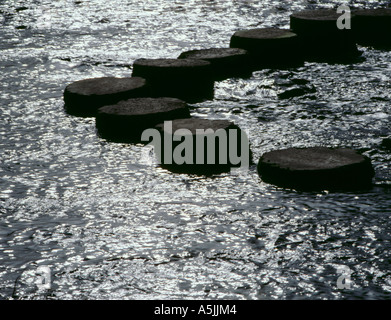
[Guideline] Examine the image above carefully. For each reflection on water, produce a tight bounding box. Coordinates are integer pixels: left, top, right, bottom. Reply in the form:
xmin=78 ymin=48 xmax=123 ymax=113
xmin=0 ymin=0 xmax=391 ymax=299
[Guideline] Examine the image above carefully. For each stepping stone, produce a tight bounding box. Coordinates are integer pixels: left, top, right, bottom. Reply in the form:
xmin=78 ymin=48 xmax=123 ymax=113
xmin=257 ymin=147 xmax=374 ymax=190
xmin=63 ymin=77 xmax=148 ymax=117
xmin=96 ymin=97 xmax=191 ymax=143
xmin=153 ymin=118 xmax=251 ymax=175
xmin=132 ymin=58 xmax=214 ymax=103
xmin=381 ymin=137 xmax=391 ymax=150
xmin=352 ymin=8 xmax=391 ymax=47
xmin=290 ymin=9 xmax=361 ymax=62
xmin=177 ymin=48 xmax=251 ymax=80
xmin=290 ymin=9 xmax=347 ymax=35
xmin=229 ymin=28 xmax=303 ymax=68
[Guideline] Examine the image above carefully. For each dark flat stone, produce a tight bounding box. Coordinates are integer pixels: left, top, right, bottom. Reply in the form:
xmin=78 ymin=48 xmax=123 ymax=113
xmin=382 ymin=137 xmax=391 ymax=150
xmin=352 ymin=9 xmax=391 ymax=47
xmin=132 ymin=58 xmax=211 ymax=78
xmin=290 ymin=9 xmax=348 ymax=34
xmin=353 ymin=8 xmax=391 ymax=20
xmin=291 ymin=9 xmax=342 ymax=20
xmin=354 ymin=8 xmax=391 ymax=17
xmin=178 ymin=48 xmax=247 ymax=60
xmin=257 ymin=147 xmax=374 ymax=190
xmin=64 ymin=77 xmax=148 ymax=117
xmin=154 ymin=118 xmax=251 ymax=175
xmin=132 ymin=58 xmax=214 ymax=103
xmin=236 ymin=27 xmax=297 ymax=39
xmin=290 ymin=9 xmax=360 ymax=62
xmin=229 ymin=28 xmax=303 ymax=68
xmin=96 ymin=97 xmax=191 ymax=143
xmin=177 ymin=48 xmax=251 ymax=79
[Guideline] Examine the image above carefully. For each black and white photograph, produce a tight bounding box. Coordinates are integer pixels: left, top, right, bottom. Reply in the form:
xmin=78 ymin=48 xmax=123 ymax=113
xmin=0 ymin=0 xmax=390 ymax=307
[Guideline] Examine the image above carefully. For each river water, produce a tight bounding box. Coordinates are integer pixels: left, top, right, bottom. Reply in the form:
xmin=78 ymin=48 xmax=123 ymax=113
xmin=0 ymin=0 xmax=390 ymax=300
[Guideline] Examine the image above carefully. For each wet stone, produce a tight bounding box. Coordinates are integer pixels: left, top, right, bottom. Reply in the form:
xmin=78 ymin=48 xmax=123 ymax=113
xmin=153 ymin=118 xmax=251 ymax=175
xmin=290 ymin=9 xmax=346 ymax=35
xmin=96 ymin=97 xmax=191 ymax=143
xmin=178 ymin=48 xmax=251 ymax=80
xmin=352 ymin=8 xmax=391 ymax=47
xmin=290 ymin=9 xmax=361 ymax=62
xmin=229 ymin=28 xmax=303 ymax=68
xmin=63 ymin=77 xmax=149 ymax=117
xmin=132 ymin=58 xmax=214 ymax=103
xmin=257 ymin=147 xmax=374 ymax=190
xmin=382 ymin=137 xmax=391 ymax=150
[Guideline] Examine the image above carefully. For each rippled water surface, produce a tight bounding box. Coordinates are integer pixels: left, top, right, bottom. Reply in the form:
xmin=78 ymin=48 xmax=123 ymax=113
xmin=1 ymin=0 xmax=391 ymax=300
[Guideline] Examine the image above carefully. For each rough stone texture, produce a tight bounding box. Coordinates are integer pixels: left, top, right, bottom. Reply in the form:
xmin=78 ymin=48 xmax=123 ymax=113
xmin=290 ymin=9 xmax=361 ymax=62
xmin=232 ymin=28 xmax=298 ymax=40
xmin=354 ymin=8 xmax=391 ymax=17
xmin=229 ymin=28 xmax=303 ymax=68
xmin=96 ymin=97 xmax=191 ymax=143
xmin=178 ymin=48 xmax=247 ymax=60
xmin=257 ymin=147 xmax=374 ymax=190
xmin=132 ymin=58 xmax=214 ymax=103
xmin=352 ymin=8 xmax=391 ymax=47
xmin=63 ymin=77 xmax=148 ymax=117
xmin=132 ymin=58 xmax=212 ymax=79
xmin=154 ymin=118 xmax=251 ymax=175
xmin=290 ymin=9 xmax=344 ymax=35
xmin=177 ymin=48 xmax=251 ymax=79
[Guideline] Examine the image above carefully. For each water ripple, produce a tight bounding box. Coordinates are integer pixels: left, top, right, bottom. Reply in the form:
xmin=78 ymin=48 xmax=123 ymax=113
xmin=1 ymin=0 xmax=391 ymax=300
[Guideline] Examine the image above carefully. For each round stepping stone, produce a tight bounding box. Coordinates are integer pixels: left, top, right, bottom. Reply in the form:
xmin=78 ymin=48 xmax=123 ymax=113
xmin=63 ymin=77 xmax=148 ymax=117
xmin=290 ymin=9 xmax=347 ymax=35
xmin=153 ymin=118 xmax=251 ymax=175
xmin=132 ymin=58 xmax=214 ymax=103
xmin=352 ymin=9 xmax=391 ymax=47
xmin=381 ymin=137 xmax=391 ymax=150
xmin=257 ymin=147 xmax=374 ymax=190
xmin=229 ymin=28 xmax=303 ymax=68
xmin=177 ymin=48 xmax=251 ymax=80
xmin=96 ymin=97 xmax=191 ymax=143
xmin=290 ymin=9 xmax=360 ymax=62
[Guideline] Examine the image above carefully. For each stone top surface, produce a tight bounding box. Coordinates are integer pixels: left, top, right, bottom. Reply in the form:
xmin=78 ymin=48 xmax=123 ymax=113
xmin=354 ymin=8 xmax=391 ymax=17
xmin=133 ymin=58 xmax=210 ymax=68
xmin=232 ymin=28 xmax=297 ymax=39
xmin=98 ymin=97 xmax=187 ymax=116
xmin=260 ymin=147 xmax=366 ymax=171
xmin=290 ymin=9 xmax=342 ymax=21
xmin=156 ymin=118 xmax=235 ymax=135
xmin=178 ymin=48 xmax=248 ymax=60
xmin=65 ymin=77 xmax=146 ymax=96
